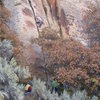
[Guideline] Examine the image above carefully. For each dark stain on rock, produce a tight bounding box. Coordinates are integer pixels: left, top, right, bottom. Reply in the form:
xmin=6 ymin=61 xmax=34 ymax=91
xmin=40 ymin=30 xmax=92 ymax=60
xmin=15 ymin=3 xmax=21 ymax=6
xmin=60 ymin=8 xmax=69 ymax=34
xmin=23 ymin=8 xmax=33 ymax=17
xmin=51 ymin=0 xmax=58 ymax=20
xmin=25 ymin=20 xmax=35 ymax=28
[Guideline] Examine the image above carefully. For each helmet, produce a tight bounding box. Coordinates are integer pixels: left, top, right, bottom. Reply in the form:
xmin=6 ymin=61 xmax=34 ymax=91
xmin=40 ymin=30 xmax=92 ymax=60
xmin=28 ymin=81 xmax=33 ymax=86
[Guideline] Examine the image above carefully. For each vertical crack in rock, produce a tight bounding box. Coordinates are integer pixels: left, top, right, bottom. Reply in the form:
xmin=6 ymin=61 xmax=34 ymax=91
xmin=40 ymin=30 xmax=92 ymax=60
xmin=50 ymin=0 xmax=63 ymax=37
xmin=60 ymin=8 xmax=69 ymax=39
xmin=55 ymin=0 xmax=62 ymax=37
xmin=41 ymin=0 xmax=50 ymax=27
xmin=60 ymin=9 xmax=69 ymax=34
xmin=52 ymin=0 xmax=58 ymax=20
xmin=27 ymin=0 xmax=40 ymax=36
xmin=46 ymin=0 xmax=54 ymax=23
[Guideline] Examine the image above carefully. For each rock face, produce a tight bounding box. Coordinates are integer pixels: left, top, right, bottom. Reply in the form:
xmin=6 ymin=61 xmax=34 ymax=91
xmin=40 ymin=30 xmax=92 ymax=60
xmin=3 ymin=0 xmax=39 ymax=43
xmin=2 ymin=0 xmax=100 ymax=45
xmin=59 ymin=0 xmax=100 ymax=45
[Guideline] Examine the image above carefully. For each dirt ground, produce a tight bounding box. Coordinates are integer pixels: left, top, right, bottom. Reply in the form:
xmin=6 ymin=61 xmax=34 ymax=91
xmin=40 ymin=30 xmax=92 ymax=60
xmin=24 ymin=95 xmax=35 ymax=100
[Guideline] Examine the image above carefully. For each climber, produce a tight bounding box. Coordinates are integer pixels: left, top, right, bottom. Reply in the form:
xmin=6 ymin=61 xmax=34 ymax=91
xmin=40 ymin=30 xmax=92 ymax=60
xmin=51 ymin=78 xmax=58 ymax=93
xmin=36 ymin=16 xmax=43 ymax=28
xmin=24 ymin=81 xmax=33 ymax=95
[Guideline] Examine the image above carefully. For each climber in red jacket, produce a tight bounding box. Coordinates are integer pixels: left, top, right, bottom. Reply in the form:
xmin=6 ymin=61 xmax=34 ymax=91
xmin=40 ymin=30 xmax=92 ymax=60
xmin=24 ymin=81 xmax=33 ymax=95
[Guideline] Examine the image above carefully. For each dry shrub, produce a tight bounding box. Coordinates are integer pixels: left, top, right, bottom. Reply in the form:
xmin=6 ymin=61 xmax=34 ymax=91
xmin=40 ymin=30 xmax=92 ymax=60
xmin=0 ymin=4 xmax=11 ymax=20
xmin=36 ymin=37 xmax=100 ymax=96
xmin=40 ymin=27 xmax=60 ymax=40
xmin=56 ymin=67 xmax=89 ymax=86
xmin=0 ymin=3 xmax=11 ymax=37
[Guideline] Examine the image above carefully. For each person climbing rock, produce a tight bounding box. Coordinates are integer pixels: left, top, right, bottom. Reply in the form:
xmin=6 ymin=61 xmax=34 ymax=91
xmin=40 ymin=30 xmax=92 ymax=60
xmin=36 ymin=16 xmax=43 ymax=28
xmin=24 ymin=81 xmax=33 ymax=95
xmin=51 ymin=78 xmax=58 ymax=93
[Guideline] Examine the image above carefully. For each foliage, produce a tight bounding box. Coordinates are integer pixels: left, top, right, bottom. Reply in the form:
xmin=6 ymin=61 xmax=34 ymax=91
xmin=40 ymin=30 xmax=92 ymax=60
xmin=0 ymin=39 xmax=31 ymax=100
xmin=0 ymin=56 xmax=32 ymax=100
xmin=33 ymin=37 xmax=100 ymax=97
xmin=40 ymin=27 xmax=60 ymax=40
xmin=0 ymin=91 xmax=9 ymax=100
xmin=0 ymin=40 xmax=13 ymax=61
xmin=0 ymin=57 xmax=25 ymax=100
xmin=0 ymin=42 xmax=98 ymax=100
xmin=60 ymin=90 xmax=88 ymax=100
xmin=10 ymin=58 xmax=31 ymax=79
xmin=31 ymin=77 xmax=98 ymax=100
xmin=0 ymin=52 xmax=97 ymax=100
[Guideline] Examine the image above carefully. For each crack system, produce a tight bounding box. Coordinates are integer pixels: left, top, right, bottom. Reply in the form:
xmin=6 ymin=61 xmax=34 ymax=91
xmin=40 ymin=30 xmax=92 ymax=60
xmin=27 ymin=0 xmax=40 ymax=36
xmin=27 ymin=0 xmax=63 ymax=38
xmin=41 ymin=0 xmax=50 ymax=27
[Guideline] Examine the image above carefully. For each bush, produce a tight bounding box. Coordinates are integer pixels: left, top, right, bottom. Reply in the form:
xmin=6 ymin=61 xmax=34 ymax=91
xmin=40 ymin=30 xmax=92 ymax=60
xmin=0 ymin=56 xmax=98 ymax=100
xmin=32 ymin=37 xmax=100 ymax=97
xmin=31 ymin=77 xmax=98 ymax=100
xmin=0 ymin=57 xmax=32 ymax=100
xmin=40 ymin=28 xmax=60 ymax=40
xmin=0 ymin=40 xmax=13 ymax=62
xmin=0 ymin=57 xmax=25 ymax=100
xmin=0 ymin=41 xmax=30 ymax=99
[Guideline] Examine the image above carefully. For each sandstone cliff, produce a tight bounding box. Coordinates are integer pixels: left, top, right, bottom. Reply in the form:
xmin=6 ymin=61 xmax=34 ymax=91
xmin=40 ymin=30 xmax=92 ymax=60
xmin=2 ymin=0 xmax=100 ymax=46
